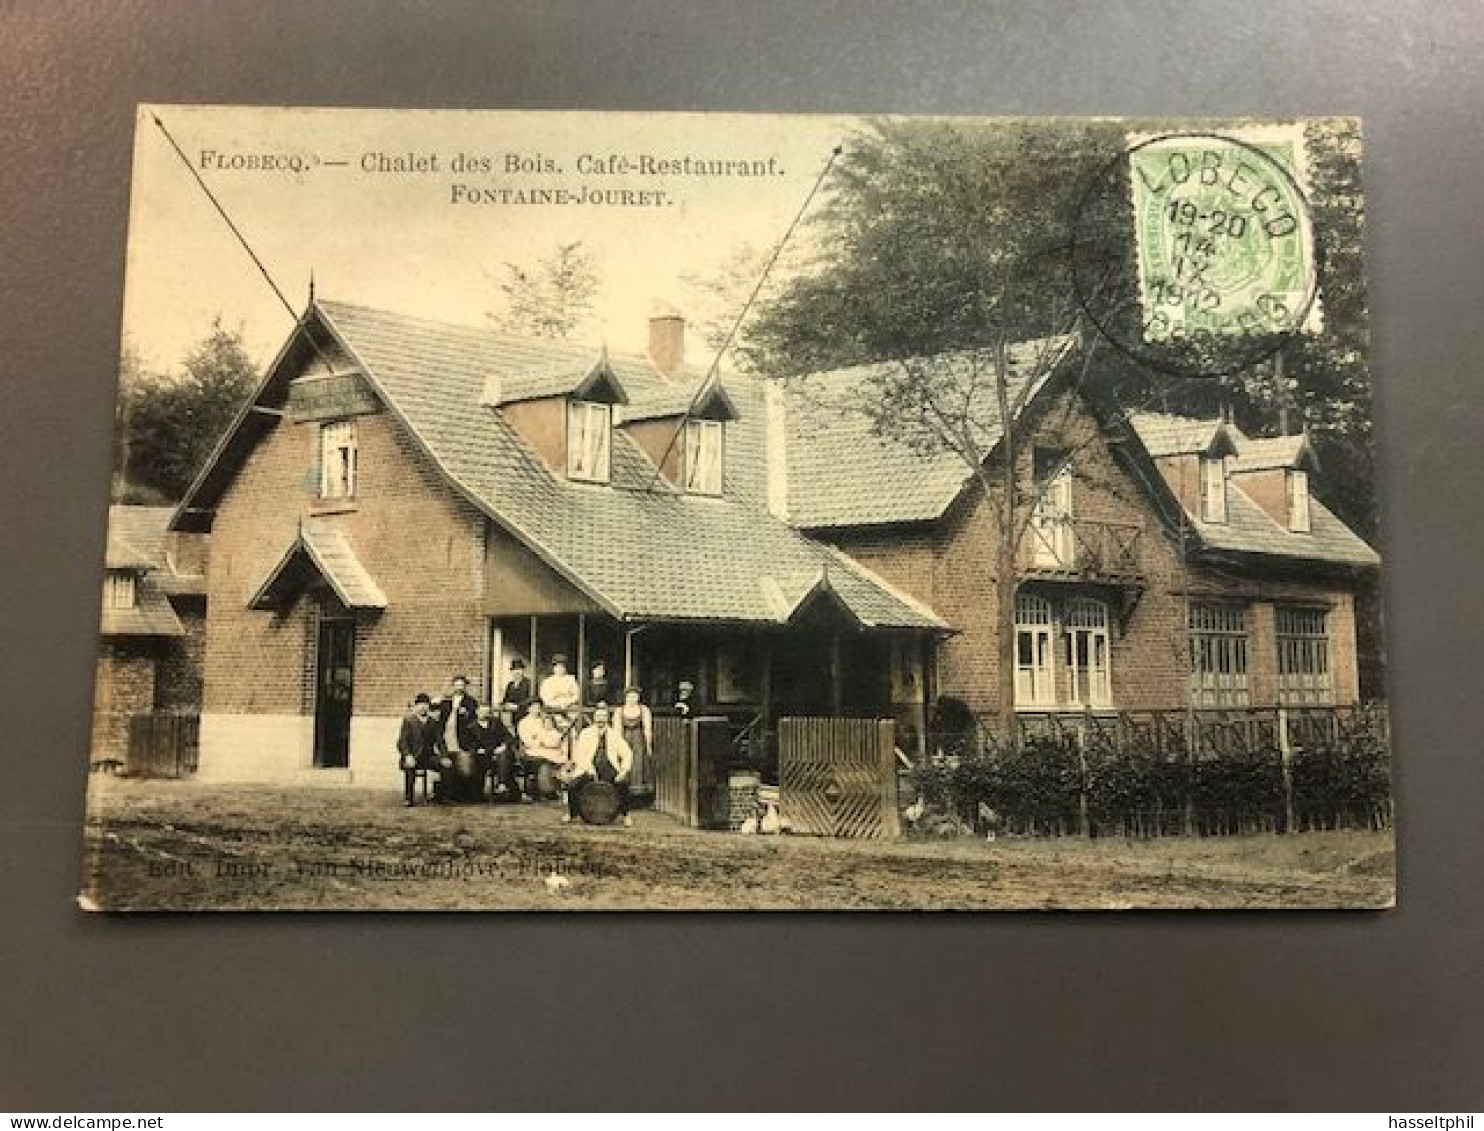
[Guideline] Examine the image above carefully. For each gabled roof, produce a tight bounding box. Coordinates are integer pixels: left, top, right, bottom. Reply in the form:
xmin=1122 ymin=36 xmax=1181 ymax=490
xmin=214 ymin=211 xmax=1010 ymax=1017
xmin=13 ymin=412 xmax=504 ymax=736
xmin=1125 ymin=416 xmax=1377 ymax=569
xmin=783 ymin=340 xmax=1071 ymax=529
xmin=250 ymin=519 xmax=388 ymax=611
xmin=284 ymin=301 xmax=945 ymax=630
xmin=1229 ymin=430 xmax=1317 ymax=473
xmin=102 ymin=505 xmax=205 ymax=612
xmin=489 ymin=355 xmax=628 ymax=407
xmin=1127 ymin=411 xmax=1238 ymax=458
xmin=620 ymin=377 xmax=739 ymax=424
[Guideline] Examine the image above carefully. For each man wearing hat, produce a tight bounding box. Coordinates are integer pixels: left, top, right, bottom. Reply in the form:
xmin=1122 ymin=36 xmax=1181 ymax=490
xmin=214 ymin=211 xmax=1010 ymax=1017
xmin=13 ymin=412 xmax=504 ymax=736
xmin=396 ymin=692 xmax=440 ymax=807
xmin=435 ymin=674 xmax=480 ymax=800
xmin=499 ymin=658 xmax=535 ymax=729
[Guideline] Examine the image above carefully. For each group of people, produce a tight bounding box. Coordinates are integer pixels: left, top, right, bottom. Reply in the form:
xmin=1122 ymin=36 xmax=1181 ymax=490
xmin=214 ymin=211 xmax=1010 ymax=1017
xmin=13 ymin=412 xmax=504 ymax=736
xmin=395 ymin=655 xmax=676 ymax=828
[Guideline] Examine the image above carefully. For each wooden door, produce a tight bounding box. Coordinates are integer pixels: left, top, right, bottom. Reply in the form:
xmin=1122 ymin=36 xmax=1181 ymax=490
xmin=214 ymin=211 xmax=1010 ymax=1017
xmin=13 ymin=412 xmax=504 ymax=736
xmin=314 ymin=619 xmax=355 ymax=768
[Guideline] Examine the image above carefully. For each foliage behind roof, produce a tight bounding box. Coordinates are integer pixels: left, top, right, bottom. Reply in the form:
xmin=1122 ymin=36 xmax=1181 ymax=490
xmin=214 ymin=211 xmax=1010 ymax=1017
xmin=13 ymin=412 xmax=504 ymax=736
xmin=782 ymin=344 xmax=1065 ymax=529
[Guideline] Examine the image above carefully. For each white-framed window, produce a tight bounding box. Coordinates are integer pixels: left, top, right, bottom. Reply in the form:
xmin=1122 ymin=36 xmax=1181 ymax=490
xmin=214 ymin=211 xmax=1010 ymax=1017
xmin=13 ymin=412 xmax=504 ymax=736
xmin=1287 ymin=469 xmax=1311 ymax=532
xmin=1200 ymin=456 xmax=1227 ymax=523
xmin=1063 ymin=598 xmax=1112 ymax=709
xmin=319 ymin=419 xmax=358 ymax=500
xmin=104 ymin=570 xmax=136 ymax=610
xmin=1029 ymin=451 xmax=1075 ymax=568
xmin=566 ymin=400 xmax=611 ymax=483
xmin=1014 ymin=593 xmax=1056 ymax=707
xmin=1188 ymin=600 xmax=1250 ymax=708
xmin=1276 ymin=605 xmax=1332 ymax=705
xmin=683 ymin=419 xmax=724 ymax=495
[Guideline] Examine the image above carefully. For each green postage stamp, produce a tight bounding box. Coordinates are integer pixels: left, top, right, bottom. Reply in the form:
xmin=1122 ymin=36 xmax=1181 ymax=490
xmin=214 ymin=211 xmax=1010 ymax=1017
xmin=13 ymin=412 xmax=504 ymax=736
xmin=1128 ymin=129 xmax=1322 ymax=342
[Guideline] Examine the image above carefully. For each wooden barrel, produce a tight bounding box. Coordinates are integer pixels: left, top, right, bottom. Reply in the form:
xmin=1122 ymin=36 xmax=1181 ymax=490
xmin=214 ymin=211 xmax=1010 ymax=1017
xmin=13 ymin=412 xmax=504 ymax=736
xmin=576 ymin=780 xmax=622 ymax=826
xmin=532 ymin=760 xmax=561 ymax=800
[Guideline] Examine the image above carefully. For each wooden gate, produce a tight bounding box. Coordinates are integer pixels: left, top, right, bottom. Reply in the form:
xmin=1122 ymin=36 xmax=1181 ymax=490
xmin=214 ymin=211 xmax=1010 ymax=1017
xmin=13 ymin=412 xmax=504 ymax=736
xmin=126 ymin=713 xmax=200 ymax=778
xmin=779 ymin=717 xmax=899 ymax=839
xmin=650 ymin=716 xmax=735 ymax=828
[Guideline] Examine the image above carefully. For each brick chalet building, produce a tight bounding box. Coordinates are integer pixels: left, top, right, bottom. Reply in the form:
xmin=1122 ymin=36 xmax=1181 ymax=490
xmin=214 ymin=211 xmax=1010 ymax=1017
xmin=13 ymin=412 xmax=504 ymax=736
xmin=162 ymin=299 xmax=1378 ymax=790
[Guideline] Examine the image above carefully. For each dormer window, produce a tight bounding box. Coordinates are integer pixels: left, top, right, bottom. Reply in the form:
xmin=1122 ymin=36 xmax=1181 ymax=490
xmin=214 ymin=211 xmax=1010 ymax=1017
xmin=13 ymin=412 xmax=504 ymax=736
xmin=567 ymin=400 xmax=612 ymax=483
xmin=1200 ymin=456 xmax=1227 ymax=523
xmin=1287 ymin=468 xmax=1311 ymax=532
xmin=684 ymin=420 xmax=724 ymax=495
xmin=104 ymin=570 xmax=137 ymax=610
xmin=319 ymin=419 xmax=358 ymax=499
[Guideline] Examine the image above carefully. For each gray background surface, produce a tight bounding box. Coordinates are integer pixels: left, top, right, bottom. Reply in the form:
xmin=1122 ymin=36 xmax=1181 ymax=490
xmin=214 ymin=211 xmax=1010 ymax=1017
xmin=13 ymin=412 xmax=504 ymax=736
xmin=3 ymin=0 xmax=1481 ymax=1111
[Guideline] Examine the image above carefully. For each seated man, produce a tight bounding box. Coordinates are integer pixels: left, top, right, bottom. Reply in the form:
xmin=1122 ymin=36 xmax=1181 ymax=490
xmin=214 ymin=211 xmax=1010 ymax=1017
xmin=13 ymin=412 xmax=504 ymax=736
xmin=470 ymin=703 xmax=516 ymax=800
xmin=517 ymin=708 xmax=569 ymax=800
xmin=560 ymin=702 xmax=634 ymax=828
xmin=396 ymin=693 xmax=440 ymax=807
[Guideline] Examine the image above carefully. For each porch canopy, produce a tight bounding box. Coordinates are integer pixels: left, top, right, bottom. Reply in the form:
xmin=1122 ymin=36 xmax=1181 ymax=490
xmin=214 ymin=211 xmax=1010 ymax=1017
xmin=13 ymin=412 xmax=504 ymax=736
xmin=249 ymin=519 xmax=388 ymax=611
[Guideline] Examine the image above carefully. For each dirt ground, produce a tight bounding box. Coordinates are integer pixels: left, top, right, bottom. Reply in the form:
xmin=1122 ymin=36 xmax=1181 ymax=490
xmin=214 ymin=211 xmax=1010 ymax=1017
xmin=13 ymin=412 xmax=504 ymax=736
xmin=78 ymin=778 xmax=1396 ymax=911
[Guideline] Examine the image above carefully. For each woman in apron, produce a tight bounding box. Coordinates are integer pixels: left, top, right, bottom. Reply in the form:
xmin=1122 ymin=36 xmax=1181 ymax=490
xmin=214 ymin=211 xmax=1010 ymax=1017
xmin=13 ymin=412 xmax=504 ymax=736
xmin=617 ymin=686 xmax=654 ymax=800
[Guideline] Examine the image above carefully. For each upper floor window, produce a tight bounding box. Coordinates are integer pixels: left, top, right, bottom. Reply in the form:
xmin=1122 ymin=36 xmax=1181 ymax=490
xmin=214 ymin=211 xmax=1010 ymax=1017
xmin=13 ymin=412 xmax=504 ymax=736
xmin=684 ymin=420 xmax=724 ymax=496
xmin=1287 ymin=469 xmax=1311 ymax=532
xmin=567 ymin=400 xmax=611 ymax=484
xmin=1199 ymin=456 xmax=1227 ymax=523
xmin=1188 ymin=600 xmax=1249 ymax=708
xmin=1030 ymin=448 xmax=1074 ymax=568
xmin=1276 ymin=605 xmax=1331 ymax=705
xmin=319 ymin=420 xmax=358 ymax=500
xmin=103 ymin=570 xmax=136 ymax=610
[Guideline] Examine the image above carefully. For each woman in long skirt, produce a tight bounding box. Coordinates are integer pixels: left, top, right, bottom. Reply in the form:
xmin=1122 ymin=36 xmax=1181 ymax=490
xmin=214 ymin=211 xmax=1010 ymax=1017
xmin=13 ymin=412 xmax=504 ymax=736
xmin=617 ymin=686 xmax=654 ymax=798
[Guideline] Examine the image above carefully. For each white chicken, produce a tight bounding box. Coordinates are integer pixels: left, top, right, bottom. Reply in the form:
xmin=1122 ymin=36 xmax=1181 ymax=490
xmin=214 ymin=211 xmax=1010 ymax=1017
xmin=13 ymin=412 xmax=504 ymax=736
xmin=759 ymin=802 xmax=782 ymax=835
xmin=903 ymin=796 xmax=927 ymax=827
xmin=738 ymin=816 xmax=759 ymax=835
xmin=543 ymin=869 xmax=571 ymax=893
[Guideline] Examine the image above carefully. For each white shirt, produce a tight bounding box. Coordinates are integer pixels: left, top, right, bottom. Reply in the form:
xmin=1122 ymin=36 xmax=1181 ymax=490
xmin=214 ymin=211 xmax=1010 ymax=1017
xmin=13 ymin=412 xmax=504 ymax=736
xmin=571 ymin=724 xmax=633 ymax=782
xmin=539 ymin=672 xmax=581 ymax=711
xmin=443 ymin=693 xmax=466 ymax=751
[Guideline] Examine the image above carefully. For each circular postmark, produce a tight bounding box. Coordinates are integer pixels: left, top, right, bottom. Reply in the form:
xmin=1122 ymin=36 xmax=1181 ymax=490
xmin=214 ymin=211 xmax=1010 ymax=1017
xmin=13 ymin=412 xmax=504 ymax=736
xmin=1070 ymin=130 xmax=1320 ymax=379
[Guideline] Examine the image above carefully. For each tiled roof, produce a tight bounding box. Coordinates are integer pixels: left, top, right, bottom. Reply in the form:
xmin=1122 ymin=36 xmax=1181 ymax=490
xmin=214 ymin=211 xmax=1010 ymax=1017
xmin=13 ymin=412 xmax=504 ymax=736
xmin=1127 ymin=412 xmax=1234 ymax=457
xmin=314 ymin=300 xmax=945 ymax=630
xmin=250 ymin=519 xmax=389 ymax=610
xmin=105 ymin=505 xmax=173 ymax=569
xmin=1136 ymin=421 xmax=1378 ymax=568
xmin=782 ymin=343 xmax=1067 ymax=529
xmin=619 ymin=378 xmax=738 ymax=424
xmin=100 ymin=584 xmax=186 ymax=637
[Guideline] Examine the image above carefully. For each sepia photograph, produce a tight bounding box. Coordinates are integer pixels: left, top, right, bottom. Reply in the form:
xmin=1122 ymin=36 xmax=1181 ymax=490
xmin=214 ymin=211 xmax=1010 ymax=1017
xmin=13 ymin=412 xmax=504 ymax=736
xmin=81 ymin=107 xmax=1392 ymax=910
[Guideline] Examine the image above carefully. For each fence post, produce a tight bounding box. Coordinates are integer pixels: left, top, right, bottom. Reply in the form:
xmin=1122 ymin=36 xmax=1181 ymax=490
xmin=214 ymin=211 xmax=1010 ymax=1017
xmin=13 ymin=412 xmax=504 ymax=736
xmin=1278 ymin=706 xmax=1296 ymax=834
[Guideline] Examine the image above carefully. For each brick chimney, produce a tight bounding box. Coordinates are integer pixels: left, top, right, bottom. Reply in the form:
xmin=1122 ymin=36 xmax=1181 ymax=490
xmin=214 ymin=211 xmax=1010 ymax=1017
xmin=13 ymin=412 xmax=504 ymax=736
xmin=648 ymin=313 xmax=685 ymax=377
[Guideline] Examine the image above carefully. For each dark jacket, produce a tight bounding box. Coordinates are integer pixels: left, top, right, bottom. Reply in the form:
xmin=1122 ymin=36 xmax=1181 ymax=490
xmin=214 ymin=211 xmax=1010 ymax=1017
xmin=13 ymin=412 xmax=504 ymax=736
xmin=436 ymin=692 xmax=480 ymax=752
xmin=501 ymin=676 xmax=534 ymax=714
xmin=397 ymin=712 xmax=440 ymax=768
xmin=469 ymin=718 xmax=513 ymax=757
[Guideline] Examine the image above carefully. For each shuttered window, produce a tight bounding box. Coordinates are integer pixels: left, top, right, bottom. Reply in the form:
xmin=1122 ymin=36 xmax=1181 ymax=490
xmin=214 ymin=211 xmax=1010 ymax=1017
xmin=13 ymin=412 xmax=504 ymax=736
xmin=684 ymin=420 xmax=724 ymax=495
xmin=319 ymin=419 xmax=357 ymax=499
xmin=566 ymin=401 xmax=611 ymax=483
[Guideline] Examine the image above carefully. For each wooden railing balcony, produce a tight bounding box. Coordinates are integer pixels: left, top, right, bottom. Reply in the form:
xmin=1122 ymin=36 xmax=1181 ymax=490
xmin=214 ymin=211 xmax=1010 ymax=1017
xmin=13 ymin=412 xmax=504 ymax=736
xmin=1021 ymin=517 xmax=1145 ymax=582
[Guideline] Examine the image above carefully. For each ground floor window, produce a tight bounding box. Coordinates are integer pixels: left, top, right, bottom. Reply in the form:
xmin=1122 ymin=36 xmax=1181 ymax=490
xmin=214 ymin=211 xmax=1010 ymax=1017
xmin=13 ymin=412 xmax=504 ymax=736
xmin=1276 ymin=605 xmax=1332 ymax=705
xmin=1188 ymin=600 xmax=1250 ymax=708
xmin=1015 ymin=592 xmax=1112 ymax=709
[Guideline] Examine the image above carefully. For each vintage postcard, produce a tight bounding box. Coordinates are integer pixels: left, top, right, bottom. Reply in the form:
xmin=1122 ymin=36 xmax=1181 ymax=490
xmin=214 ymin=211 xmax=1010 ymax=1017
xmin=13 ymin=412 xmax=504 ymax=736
xmin=81 ymin=107 xmax=1392 ymax=910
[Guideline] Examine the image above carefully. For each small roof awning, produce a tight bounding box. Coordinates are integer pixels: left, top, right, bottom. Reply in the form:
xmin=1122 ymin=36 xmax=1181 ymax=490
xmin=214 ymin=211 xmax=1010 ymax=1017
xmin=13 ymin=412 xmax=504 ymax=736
xmin=100 ymin=586 xmax=185 ymax=637
xmin=249 ymin=520 xmax=388 ymax=611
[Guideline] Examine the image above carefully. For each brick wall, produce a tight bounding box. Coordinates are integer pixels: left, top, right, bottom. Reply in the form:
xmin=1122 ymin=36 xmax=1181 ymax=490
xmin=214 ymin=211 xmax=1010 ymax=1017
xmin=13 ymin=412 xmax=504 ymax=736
xmin=828 ymin=390 xmax=1364 ymax=716
xmin=201 ymin=362 xmax=489 ymax=779
xmin=90 ymin=641 xmax=157 ymax=761
xmin=154 ymin=601 xmax=205 ymax=713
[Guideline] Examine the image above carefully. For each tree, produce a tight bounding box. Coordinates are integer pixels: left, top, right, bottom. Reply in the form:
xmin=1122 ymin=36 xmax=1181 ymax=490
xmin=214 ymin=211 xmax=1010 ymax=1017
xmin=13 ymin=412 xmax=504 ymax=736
xmin=116 ymin=320 xmax=258 ymax=503
xmin=488 ymin=240 xmax=600 ymax=340
xmin=749 ymin=119 xmax=1134 ymax=738
xmin=745 ymin=118 xmax=1383 ymax=727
